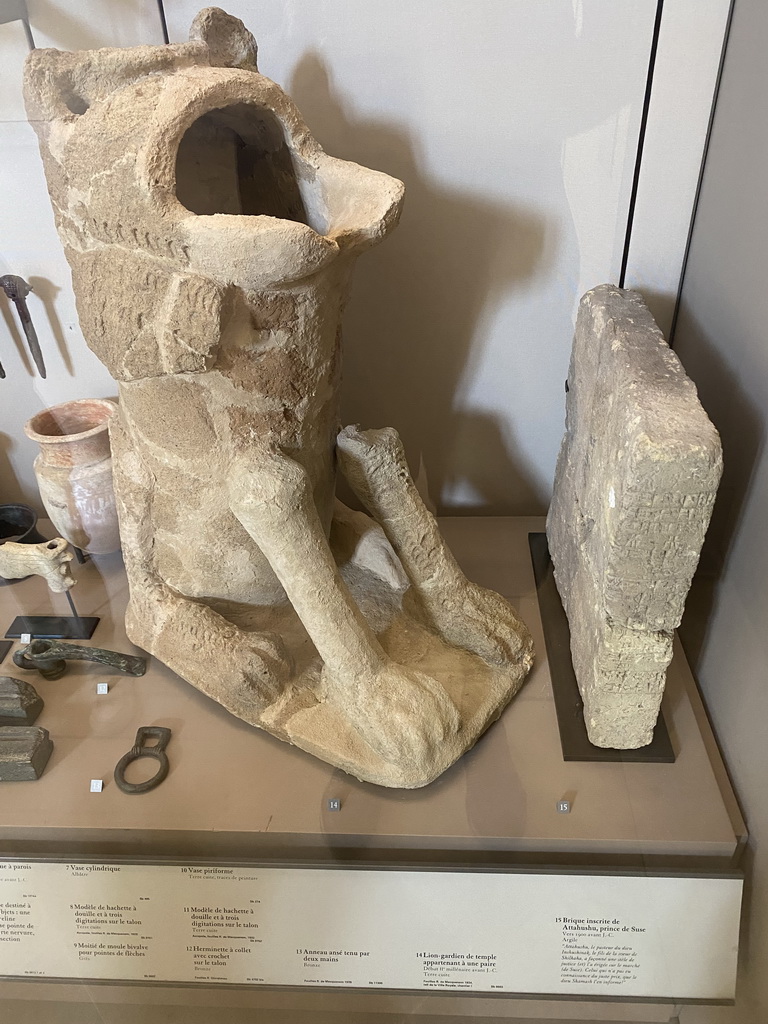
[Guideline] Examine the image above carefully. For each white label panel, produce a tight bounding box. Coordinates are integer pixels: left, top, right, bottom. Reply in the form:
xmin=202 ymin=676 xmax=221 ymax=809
xmin=0 ymin=861 xmax=740 ymax=999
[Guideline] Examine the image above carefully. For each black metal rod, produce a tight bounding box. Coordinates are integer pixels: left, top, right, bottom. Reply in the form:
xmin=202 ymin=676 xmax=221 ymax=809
xmin=156 ymin=0 xmax=169 ymax=44
xmin=668 ymin=0 xmax=736 ymax=348
xmin=22 ymin=18 xmax=35 ymax=50
xmin=64 ymin=589 xmax=82 ymax=627
xmin=619 ymin=0 xmax=665 ymax=288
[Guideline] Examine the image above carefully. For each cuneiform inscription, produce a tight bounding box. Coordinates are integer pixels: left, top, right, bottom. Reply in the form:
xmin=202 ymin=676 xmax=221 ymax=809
xmin=79 ymin=216 xmax=191 ymax=264
xmin=547 ymin=284 xmax=722 ymax=747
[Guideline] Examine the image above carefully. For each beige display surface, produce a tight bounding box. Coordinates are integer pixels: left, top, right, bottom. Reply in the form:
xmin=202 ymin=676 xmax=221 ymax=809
xmin=0 ymin=517 xmax=744 ymax=863
xmin=0 ymin=860 xmax=742 ymax=999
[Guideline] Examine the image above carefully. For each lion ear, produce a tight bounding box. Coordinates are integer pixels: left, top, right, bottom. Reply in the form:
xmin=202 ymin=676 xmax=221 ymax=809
xmin=189 ymin=7 xmax=258 ymax=70
xmin=23 ymin=49 xmax=94 ymax=122
xmin=23 ymin=39 xmax=200 ymax=125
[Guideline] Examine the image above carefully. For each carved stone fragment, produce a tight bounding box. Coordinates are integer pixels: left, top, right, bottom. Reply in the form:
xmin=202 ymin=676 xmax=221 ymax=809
xmin=24 ymin=8 xmax=533 ymax=787
xmin=0 ymin=537 xmax=74 ymax=592
xmin=547 ymin=284 xmax=722 ymax=748
xmin=0 ymin=677 xmax=44 ymax=726
xmin=0 ymin=727 xmax=53 ymax=781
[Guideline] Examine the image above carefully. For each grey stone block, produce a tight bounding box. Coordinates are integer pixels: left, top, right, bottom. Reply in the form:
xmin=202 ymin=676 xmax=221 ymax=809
xmin=0 ymin=676 xmax=43 ymax=725
xmin=0 ymin=726 xmax=53 ymax=780
xmin=547 ymin=284 xmax=723 ymax=749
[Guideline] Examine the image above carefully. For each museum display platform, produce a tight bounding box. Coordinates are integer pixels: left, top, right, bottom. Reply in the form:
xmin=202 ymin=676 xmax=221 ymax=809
xmin=0 ymin=517 xmax=746 ymax=1023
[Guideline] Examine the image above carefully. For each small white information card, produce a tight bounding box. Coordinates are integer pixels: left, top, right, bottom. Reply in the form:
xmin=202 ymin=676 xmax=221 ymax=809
xmin=0 ymin=861 xmax=741 ymax=999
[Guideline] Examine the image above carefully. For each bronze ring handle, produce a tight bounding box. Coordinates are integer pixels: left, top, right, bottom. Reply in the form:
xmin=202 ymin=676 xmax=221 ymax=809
xmin=114 ymin=726 xmax=171 ymax=795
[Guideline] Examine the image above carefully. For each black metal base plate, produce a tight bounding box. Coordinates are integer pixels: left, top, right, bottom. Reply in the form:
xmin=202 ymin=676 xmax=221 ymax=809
xmin=528 ymin=532 xmax=675 ymax=764
xmin=0 ymin=640 xmax=11 ymax=664
xmin=5 ymin=615 xmax=99 ymax=641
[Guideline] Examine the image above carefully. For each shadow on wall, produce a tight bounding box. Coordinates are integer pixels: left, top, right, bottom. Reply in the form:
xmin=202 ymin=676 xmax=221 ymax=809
xmin=640 ymin=287 xmax=678 ymax=348
xmin=676 ymin=304 xmax=765 ymax=665
xmin=0 ymin=433 xmax=22 ymax=505
xmin=28 ymin=277 xmax=75 ymax=376
xmin=643 ymin=288 xmax=679 ymax=348
xmin=290 ymin=54 xmax=550 ymax=516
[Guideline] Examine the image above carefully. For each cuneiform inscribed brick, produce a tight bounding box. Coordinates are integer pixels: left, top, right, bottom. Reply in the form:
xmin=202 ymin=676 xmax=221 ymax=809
xmin=547 ymin=284 xmax=722 ymax=748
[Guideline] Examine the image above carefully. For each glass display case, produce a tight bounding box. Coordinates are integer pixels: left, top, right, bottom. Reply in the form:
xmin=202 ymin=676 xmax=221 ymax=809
xmin=0 ymin=2 xmax=748 ymax=1022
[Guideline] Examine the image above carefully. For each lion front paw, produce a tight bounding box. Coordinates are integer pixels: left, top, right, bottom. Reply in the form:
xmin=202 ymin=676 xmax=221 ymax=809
xmin=322 ymin=660 xmax=460 ymax=766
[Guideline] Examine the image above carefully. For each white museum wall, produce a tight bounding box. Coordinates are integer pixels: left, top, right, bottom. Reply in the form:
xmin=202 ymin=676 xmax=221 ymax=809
xmin=673 ymin=1 xmax=768 ymax=1022
xmin=620 ymin=0 xmax=732 ymax=336
xmin=0 ymin=0 xmax=728 ymax=516
xmin=168 ymin=0 xmax=653 ymax=515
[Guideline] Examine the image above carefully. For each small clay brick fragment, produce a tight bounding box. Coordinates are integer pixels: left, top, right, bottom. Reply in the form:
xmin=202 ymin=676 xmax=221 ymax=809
xmin=0 ymin=726 xmax=53 ymax=780
xmin=0 ymin=676 xmax=44 ymax=725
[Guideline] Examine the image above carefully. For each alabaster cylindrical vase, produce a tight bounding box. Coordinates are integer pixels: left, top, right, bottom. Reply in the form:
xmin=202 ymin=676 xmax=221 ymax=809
xmin=24 ymin=399 xmax=121 ymax=554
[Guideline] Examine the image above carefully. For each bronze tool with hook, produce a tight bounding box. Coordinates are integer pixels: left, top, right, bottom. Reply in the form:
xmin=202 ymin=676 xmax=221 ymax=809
xmin=0 ymin=274 xmax=46 ymax=378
